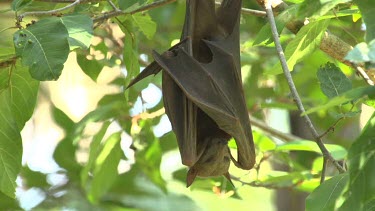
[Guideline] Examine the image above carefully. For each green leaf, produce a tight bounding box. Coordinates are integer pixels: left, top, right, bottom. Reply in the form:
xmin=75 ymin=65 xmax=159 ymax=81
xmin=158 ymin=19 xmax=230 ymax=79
xmin=109 ymin=166 xmax=199 ymax=211
xmin=368 ymin=39 xmax=375 ymax=62
xmin=258 ymin=171 xmax=312 ymax=188
xmin=267 ymin=19 xmax=330 ymax=75
xmin=317 ymin=62 xmax=352 ymax=99
xmin=364 ymin=99 xmax=375 ymax=108
xmin=253 ymin=131 xmax=277 ymax=152
xmin=88 ymin=132 xmax=123 ymax=203
xmin=20 ymin=166 xmax=49 ymax=188
xmin=354 ymin=0 xmax=375 ymax=42
xmin=118 ymin=0 xmax=147 ymax=11
xmin=253 ymin=6 xmax=297 ymax=46
xmin=0 ymin=64 xmax=38 ymax=197
xmin=53 ymin=137 xmax=81 ymax=180
xmin=11 ymin=0 xmax=32 ymax=11
xmin=306 ymin=173 xmax=349 ymax=211
xmin=298 ymin=0 xmax=351 ymax=19
xmin=316 ymin=9 xmax=361 ymax=20
xmin=253 ymin=20 xmax=285 ymax=46
xmin=0 ymin=47 xmax=15 ymax=61
xmin=73 ymin=102 xmax=125 ymax=144
xmin=52 ymin=106 xmax=75 ymax=133
xmin=136 ymin=121 xmax=166 ymax=192
xmin=132 ymin=13 xmax=157 ymax=40
xmin=0 ymin=92 xmax=21 ymax=198
xmin=80 ymin=121 xmax=111 ymax=185
xmin=77 ymin=52 xmax=104 ymax=81
xmin=0 ymin=191 xmax=20 ymax=210
xmin=275 ymin=140 xmax=347 ymax=159
xmin=339 ymin=112 xmax=375 ymax=210
xmin=58 ymin=14 xmax=94 ymax=50
xmin=120 ymin=16 xmax=140 ymax=84
xmin=344 ymin=42 xmax=370 ymax=63
xmin=9 ymin=65 xmax=39 ymax=130
xmin=13 ymin=17 xmax=70 ymax=80
xmin=304 ymin=86 xmax=375 ymax=115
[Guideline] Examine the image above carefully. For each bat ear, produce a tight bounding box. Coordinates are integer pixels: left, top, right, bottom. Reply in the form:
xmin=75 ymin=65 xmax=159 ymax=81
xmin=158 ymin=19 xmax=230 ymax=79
xmin=186 ymin=167 xmax=198 ymax=187
xmin=224 ymin=172 xmax=234 ymax=187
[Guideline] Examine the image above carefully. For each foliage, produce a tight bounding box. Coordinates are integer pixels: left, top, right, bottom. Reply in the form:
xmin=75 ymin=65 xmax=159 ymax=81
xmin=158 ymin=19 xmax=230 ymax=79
xmin=0 ymin=0 xmax=375 ymax=210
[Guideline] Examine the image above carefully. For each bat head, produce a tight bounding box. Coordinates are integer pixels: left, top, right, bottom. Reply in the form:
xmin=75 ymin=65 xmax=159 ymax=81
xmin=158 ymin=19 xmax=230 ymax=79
xmin=186 ymin=138 xmax=233 ymax=187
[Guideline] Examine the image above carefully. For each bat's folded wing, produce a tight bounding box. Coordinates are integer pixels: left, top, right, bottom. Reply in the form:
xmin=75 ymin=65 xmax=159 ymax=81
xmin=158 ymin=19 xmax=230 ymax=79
xmin=152 ymin=40 xmax=255 ymax=170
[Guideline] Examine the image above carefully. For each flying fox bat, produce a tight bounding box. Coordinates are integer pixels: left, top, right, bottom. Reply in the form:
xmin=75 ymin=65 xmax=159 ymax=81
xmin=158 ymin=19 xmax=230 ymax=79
xmin=127 ymin=0 xmax=255 ymax=187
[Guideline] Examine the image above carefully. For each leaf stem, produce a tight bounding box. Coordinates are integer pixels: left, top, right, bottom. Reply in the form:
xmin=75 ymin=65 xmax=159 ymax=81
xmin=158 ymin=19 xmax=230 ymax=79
xmin=18 ymin=0 xmax=81 ymax=20
xmin=93 ymin=0 xmax=177 ymax=23
xmin=263 ymin=1 xmax=346 ymax=178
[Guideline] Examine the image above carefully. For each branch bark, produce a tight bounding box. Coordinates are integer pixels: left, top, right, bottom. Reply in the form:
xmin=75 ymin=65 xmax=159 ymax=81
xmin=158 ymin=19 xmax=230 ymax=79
xmin=252 ymin=0 xmax=374 ymax=86
xmin=262 ymin=0 xmax=346 ymax=180
xmin=93 ymin=0 xmax=177 ymax=23
xmin=18 ymin=0 xmax=81 ymax=20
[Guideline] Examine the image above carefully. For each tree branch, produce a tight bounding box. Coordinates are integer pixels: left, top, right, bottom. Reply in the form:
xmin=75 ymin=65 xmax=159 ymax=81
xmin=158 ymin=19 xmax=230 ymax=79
xmin=93 ymin=0 xmax=177 ymax=23
xmin=230 ymin=174 xmax=303 ymax=189
xmin=263 ymin=0 xmax=346 ymax=180
xmin=18 ymin=0 xmax=81 ymax=20
xmin=250 ymin=116 xmax=301 ymax=142
xmin=253 ymin=0 xmax=374 ymax=86
xmin=106 ymin=0 xmax=120 ymax=12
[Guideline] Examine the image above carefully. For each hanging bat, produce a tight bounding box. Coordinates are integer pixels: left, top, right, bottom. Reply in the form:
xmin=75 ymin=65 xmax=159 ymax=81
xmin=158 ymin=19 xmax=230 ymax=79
xmin=127 ymin=0 xmax=255 ymax=187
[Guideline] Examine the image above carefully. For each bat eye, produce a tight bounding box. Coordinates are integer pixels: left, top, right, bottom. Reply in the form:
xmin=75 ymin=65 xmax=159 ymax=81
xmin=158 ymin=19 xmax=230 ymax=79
xmin=223 ymin=156 xmax=230 ymax=162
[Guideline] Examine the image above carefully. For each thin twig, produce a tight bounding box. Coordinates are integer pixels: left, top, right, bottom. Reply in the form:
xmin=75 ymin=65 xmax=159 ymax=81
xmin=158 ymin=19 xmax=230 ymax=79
xmin=353 ymin=63 xmax=375 ymax=86
xmin=34 ymin=0 xmax=88 ymax=2
xmin=18 ymin=0 xmax=81 ymax=20
xmin=230 ymin=175 xmax=302 ymax=189
xmin=320 ymin=157 xmax=327 ymax=184
xmin=93 ymin=0 xmax=176 ymax=23
xmin=319 ymin=103 xmax=356 ymax=139
xmin=241 ymin=7 xmax=267 ymax=17
xmin=250 ymin=116 xmax=301 ymax=142
xmin=215 ymin=1 xmax=266 ymax=17
xmin=263 ymin=1 xmax=345 ymax=177
xmin=34 ymin=0 xmax=84 ymax=2
xmin=318 ymin=117 xmax=344 ymax=139
xmin=106 ymin=0 xmax=120 ymax=12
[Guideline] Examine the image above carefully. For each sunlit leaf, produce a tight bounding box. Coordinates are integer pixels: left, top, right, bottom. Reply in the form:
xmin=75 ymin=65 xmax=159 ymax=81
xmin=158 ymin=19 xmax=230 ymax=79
xmin=339 ymin=112 xmax=375 ymax=210
xmin=253 ymin=131 xmax=277 ymax=151
xmin=119 ymin=15 xmax=140 ymax=86
xmin=77 ymin=52 xmax=104 ymax=81
xmin=88 ymin=132 xmax=123 ymax=203
xmin=275 ymin=140 xmax=347 ymax=159
xmin=132 ymin=13 xmax=157 ymax=40
xmin=0 ymin=64 xmax=38 ymax=197
xmin=306 ymin=173 xmax=349 ymax=211
xmin=0 ymin=92 xmax=21 ymax=198
xmin=81 ymin=121 xmax=111 ymax=185
xmin=304 ymin=86 xmax=375 ymax=114
xmin=58 ymin=14 xmax=94 ymax=50
xmin=267 ymin=19 xmax=330 ymax=74
xmin=298 ymin=0 xmax=351 ymax=19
